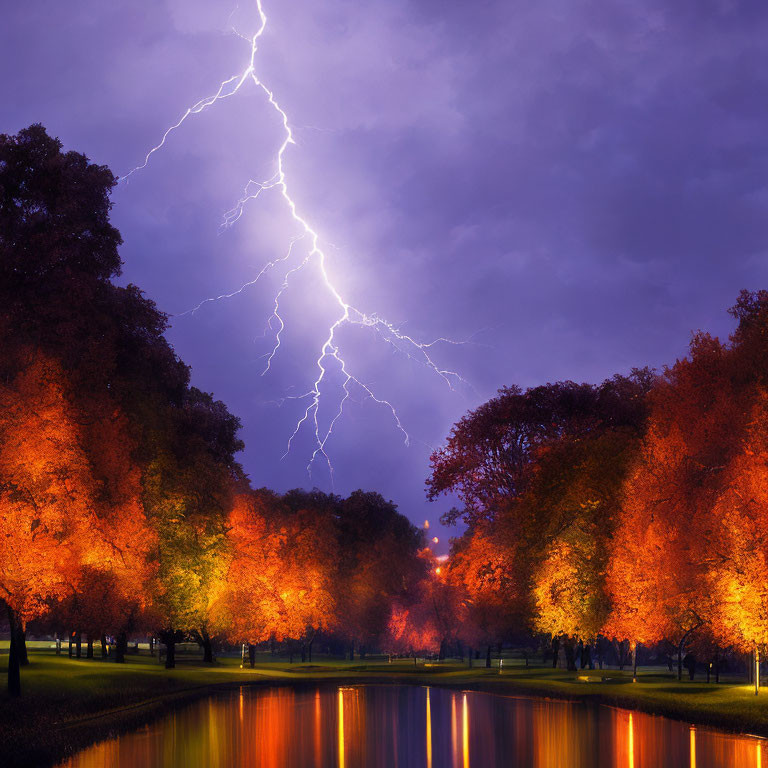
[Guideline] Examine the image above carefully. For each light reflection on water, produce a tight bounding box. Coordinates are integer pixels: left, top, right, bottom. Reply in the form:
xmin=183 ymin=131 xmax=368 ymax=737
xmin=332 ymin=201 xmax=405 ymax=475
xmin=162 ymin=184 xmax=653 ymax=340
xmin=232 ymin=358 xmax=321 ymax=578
xmin=58 ymin=684 xmax=765 ymax=768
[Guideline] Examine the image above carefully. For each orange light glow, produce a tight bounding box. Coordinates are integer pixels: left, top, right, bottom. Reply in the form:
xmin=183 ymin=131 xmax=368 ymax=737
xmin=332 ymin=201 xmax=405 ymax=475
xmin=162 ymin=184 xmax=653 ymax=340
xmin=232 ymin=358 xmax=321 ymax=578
xmin=451 ymin=694 xmax=458 ymax=767
xmin=426 ymin=687 xmax=432 ymax=768
xmin=628 ymin=713 xmax=634 ymax=768
xmin=338 ymin=688 xmax=345 ymax=768
xmin=315 ymin=689 xmax=322 ymax=767
xmin=462 ymin=693 xmax=470 ymax=768
xmin=690 ymin=726 xmax=696 ymax=768
xmin=432 ymin=537 xmax=439 ymax=544
xmin=435 ymin=567 xmax=442 ymax=575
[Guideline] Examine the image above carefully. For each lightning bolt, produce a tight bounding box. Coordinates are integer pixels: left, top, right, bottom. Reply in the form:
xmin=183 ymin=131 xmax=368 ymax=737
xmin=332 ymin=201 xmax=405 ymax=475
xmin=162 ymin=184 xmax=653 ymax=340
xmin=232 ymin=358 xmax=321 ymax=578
xmin=122 ymin=0 xmax=468 ymax=479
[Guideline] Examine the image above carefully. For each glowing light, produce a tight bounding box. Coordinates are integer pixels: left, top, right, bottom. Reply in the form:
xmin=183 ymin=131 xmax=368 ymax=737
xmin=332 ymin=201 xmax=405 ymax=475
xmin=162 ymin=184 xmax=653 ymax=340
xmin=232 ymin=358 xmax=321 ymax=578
xmin=426 ymin=687 xmax=432 ymax=768
xmin=122 ymin=0 xmax=468 ymax=479
xmin=435 ymin=567 xmax=442 ymax=575
xmin=424 ymin=520 xmax=430 ymax=530
xmin=432 ymin=537 xmax=439 ymax=544
xmin=462 ymin=693 xmax=470 ymax=768
xmin=338 ymin=687 xmax=345 ymax=768
xmin=690 ymin=726 xmax=696 ymax=768
xmin=315 ymin=689 xmax=322 ymax=766
xmin=451 ymin=695 xmax=458 ymax=768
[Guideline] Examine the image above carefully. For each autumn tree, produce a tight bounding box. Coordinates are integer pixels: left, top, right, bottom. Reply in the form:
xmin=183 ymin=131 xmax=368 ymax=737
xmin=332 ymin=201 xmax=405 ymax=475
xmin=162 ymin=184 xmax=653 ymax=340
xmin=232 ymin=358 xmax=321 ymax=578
xmin=0 ymin=355 xmax=100 ymax=694
xmin=385 ymin=550 xmax=452 ymax=658
xmin=447 ymin=523 xmax=521 ymax=665
xmin=332 ymin=491 xmax=425 ymax=657
xmin=604 ymin=296 xmax=768 ymax=679
xmin=428 ymin=373 xmax=652 ymax=526
xmin=143 ymin=389 xmax=243 ymax=668
xmin=213 ymin=490 xmax=283 ymax=662
xmin=431 ymin=372 xmax=653 ymax=666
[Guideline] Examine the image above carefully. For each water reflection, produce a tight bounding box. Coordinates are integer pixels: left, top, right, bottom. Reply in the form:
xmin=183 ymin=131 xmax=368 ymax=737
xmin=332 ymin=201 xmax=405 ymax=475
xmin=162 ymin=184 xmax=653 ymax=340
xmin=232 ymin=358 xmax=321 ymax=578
xmin=59 ymin=684 xmax=766 ymax=768
xmin=425 ymin=687 xmax=432 ymax=768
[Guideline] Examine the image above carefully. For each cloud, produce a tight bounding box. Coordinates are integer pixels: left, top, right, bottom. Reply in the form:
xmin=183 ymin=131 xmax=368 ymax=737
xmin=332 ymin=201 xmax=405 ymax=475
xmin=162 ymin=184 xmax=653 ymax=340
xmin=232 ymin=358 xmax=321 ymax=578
xmin=2 ymin=0 xmax=767 ymax=543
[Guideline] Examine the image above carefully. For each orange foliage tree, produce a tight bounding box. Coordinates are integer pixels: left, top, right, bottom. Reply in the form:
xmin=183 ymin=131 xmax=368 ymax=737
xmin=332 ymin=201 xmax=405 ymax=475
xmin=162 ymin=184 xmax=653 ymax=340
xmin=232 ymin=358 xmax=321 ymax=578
xmin=214 ymin=489 xmax=335 ymax=665
xmin=604 ymin=301 xmax=767 ymax=678
xmin=707 ymin=397 xmax=768 ymax=657
xmin=448 ymin=523 xmax=520 ymax=666
xmin=0 ymin=355 xmax=102 ymax=694
xmin=385 ymin=551 xmax=449 ymax=658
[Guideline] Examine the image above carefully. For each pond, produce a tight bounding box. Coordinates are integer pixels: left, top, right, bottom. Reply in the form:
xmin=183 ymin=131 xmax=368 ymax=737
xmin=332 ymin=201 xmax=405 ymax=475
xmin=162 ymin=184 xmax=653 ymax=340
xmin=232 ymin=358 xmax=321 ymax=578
xmin=58 ymin=684 xmax=764 ymax=768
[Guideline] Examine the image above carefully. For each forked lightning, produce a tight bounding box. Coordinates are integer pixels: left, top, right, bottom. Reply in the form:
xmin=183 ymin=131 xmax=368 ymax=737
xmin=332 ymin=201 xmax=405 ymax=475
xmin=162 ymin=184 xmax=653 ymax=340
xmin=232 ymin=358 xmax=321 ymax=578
xmin=123 ymin=0 xmax=465 ymax=479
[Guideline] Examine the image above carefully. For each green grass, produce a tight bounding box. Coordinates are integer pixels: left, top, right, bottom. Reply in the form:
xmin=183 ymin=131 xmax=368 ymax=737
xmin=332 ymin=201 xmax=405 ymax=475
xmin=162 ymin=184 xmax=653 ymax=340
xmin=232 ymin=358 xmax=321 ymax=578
xmin=2 ymin=650 xmax=768 ymax=766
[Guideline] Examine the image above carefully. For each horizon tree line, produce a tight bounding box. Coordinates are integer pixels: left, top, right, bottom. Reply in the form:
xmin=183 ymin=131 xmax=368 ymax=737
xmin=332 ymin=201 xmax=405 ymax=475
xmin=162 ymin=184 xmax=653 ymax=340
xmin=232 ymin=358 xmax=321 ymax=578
xmin=3 ymin=124 xmax=768 ymax=698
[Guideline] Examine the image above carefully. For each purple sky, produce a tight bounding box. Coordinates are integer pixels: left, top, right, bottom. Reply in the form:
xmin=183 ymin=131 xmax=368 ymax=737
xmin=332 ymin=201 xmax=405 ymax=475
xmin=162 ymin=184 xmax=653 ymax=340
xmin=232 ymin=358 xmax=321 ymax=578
xmin=3 ymin=0 xmax=768 ymax=549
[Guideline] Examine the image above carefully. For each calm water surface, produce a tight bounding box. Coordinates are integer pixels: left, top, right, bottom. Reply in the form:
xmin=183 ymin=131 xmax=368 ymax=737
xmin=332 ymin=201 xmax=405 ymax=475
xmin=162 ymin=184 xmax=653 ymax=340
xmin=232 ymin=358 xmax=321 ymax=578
xmin=59 ymin=684 xmax=765 ymax=768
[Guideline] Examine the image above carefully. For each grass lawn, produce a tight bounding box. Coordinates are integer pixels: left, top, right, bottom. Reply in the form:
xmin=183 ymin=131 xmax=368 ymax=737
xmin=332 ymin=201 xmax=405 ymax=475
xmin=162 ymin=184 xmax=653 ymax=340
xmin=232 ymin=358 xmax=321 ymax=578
xmin=2 ymin=647 xmax=768 ymax=766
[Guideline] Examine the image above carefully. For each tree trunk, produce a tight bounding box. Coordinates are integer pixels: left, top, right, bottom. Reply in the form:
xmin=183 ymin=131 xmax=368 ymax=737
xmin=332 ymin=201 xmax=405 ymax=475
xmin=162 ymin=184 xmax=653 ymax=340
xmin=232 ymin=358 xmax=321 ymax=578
xmin=115 ymin=631 xmax=127 ymax=664
xmin=468 ymin=648 xmax=473 ymax=668
xmin=578 ymin=640 xmax=585 ymax=669
xmin=149 ymin=637 xmax=155 ymax=656
xmin=165 ymin=636 xmax=176 ymax=669
xmin=301 ymin=644 xmax=306 ymax=663
xmin=563 ymin=638 xmax=577 ymax=672
xmin=349 ymin=646 xmax=354 ymax=661
xmin=677 ymin=643 xmax=683 ymax=681
xmin=551 ymin=636 xmax=560 ymax=669
xmin=715 ymin=649 xmax=720 ymax=684
xmin=632 ymin=642 xmax=638 ymax=681
xmin=485 ymin=645 xmax=492 ymax=668
xmin=584 ymin=644 xmax=593 ymax=670
xmin=6 ymin=605 xmax=21 ymax=697
xmin=101 ymin=634 xmax=108 ymax=660
xmin=18 ymin=625 xmax=28 ymax=666
xmin=617 ymin=640 xmax=627 ymax=671
xmin=755 ymin=648 xmax=760 ymax=696
xmin=75 ymin=631 xmax=82 ymax=659
xmin=201 ymin=629 xmax=214 ymax=663
xmin=249 ymin=644 xmax=256 ymax=668
xmin=308 ymin=638 xmax=314 ymax=663
xmin=68 ymin=632 xmax=73 ymax=658
xmin=86 ymin=637 xmax=94 ymax=659
xmin=439 ymin=639 xmax=446 ymax=661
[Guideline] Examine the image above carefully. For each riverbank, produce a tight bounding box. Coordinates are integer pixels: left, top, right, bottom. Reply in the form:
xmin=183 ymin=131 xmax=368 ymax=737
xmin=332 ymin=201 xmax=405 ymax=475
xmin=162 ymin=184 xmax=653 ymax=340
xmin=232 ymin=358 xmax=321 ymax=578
xmin=2 ymin=652 xmax=768 ymax=767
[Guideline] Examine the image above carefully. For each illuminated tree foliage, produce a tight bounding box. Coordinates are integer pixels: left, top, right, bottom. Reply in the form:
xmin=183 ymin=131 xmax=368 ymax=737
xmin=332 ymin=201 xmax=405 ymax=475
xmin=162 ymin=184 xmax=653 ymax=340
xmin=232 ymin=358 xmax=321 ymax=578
xmin=0 ymin=355 xmax=98 ymax=693
xmin=385 ymin=550 xmax=452 ymax=657
xmin=429 ymin=372 xmax=652 ymax=668
xmin=447 ymin=522 xmax=520 ymax=664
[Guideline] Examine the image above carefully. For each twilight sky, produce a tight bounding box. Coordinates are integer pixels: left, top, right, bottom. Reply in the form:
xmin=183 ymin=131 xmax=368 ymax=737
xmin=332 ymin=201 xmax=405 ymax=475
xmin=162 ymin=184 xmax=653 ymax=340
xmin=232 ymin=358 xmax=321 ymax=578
xmin=2 ymin=0 xmax=768 ymax=548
